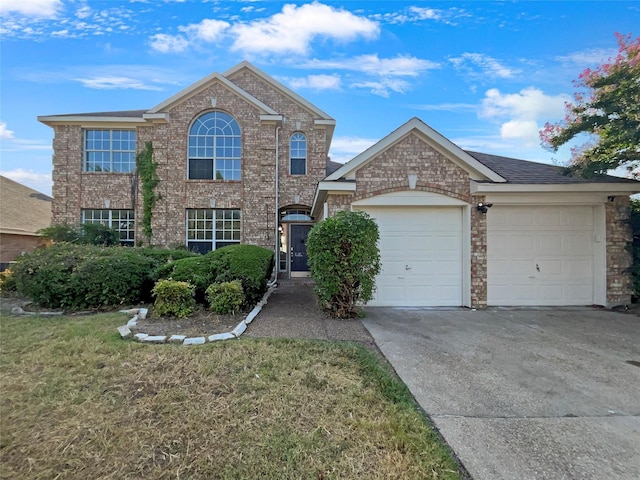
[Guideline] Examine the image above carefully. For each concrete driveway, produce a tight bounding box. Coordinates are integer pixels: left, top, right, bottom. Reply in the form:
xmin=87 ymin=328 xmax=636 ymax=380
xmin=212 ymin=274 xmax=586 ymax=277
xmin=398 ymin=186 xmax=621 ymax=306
xmin=362 ymin=307 xmax=640 ymax=480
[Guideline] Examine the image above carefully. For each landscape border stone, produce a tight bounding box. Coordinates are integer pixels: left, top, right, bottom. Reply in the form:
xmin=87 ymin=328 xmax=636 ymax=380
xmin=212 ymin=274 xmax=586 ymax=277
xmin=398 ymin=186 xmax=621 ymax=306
xmin=117 ymin=285 xmax=276 ymax=346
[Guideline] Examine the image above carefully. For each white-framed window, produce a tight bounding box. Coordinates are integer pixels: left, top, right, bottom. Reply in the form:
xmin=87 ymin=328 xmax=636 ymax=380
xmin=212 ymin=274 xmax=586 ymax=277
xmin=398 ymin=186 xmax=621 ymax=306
xmin=81 ymin=209 xmax=135 ymax=245
xmin=290 ymin=132 xmax=307 ymax=175
xmin=84 ymin=130 xmax=136 ymax=172
xmin=188 ymin=111 xmax=241 ymax=181
xmin=186 ymin=209 xmax=241 ymax=254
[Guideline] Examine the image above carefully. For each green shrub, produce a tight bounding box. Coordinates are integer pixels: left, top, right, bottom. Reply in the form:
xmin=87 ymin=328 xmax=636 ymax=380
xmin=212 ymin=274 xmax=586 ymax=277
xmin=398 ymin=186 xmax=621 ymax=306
xmin=155 ymin=244 xmax=274 ymax=307
xmin=0 ymin=268 xmax=17 ymax=292
xmin=72 ymin=251 xmax=155 ymax=308
xmin=38 ymin=222 xmax=119 ymax=246
xmin=134 ymin=247 xmax=198 ymax=270
xmin=12 ymin=243 xmax=99 ymax=308
xmin=307 ymin=210 xmax=381 ymax=318
xmin=152 ymin=279 xmax=196 ymax=318
xmin=12 ymin=243 xmax=157 ymax=309
xmin=207 ymin=244 xmax=274 ymax=307
xmin=206 ymin=280 xmax=244 ymax=314
xmin=154 ymin=256 xmax=217 ymax=301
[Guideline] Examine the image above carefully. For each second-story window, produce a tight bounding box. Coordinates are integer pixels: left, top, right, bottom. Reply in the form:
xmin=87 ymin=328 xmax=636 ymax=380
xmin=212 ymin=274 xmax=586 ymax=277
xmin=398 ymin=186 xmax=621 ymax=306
xmin=188 ymin=111 xmax=241 ymax=181
xmin=290 ymin=132 xmax=307 ymax=175
xmin=84 ymin=130 xmax=136 ymax=172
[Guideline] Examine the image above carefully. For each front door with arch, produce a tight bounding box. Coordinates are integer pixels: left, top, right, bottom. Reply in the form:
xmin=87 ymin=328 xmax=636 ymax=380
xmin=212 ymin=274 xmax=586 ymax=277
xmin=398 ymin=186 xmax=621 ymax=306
xmin=290 ymin=224 xmax=312 ymax=277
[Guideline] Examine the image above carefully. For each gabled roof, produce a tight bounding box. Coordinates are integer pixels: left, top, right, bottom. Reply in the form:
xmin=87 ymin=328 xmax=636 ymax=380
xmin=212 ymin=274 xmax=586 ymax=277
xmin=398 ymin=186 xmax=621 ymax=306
xmin=325 ymin=117 xmax=506 ymax=183
xmin=467 ymin=151 xmax=638 ymax=185
xmin=0 ymin=176 xmax=52 ymax=236
xmin=148 ymin=71 xmax=279 ymax=115
xmin=224 ymin=61 xmax=335 ymax=122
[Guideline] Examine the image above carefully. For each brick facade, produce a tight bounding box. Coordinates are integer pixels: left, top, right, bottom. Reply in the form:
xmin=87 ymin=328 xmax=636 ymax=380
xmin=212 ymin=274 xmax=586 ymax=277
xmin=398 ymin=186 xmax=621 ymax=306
xmin=42 ymin=63 xmax=637 ymax=307
xmin=605 ymin=196 xmax=633 ymax=304
xmin=47 ymin=64 xmax=332 ymax=255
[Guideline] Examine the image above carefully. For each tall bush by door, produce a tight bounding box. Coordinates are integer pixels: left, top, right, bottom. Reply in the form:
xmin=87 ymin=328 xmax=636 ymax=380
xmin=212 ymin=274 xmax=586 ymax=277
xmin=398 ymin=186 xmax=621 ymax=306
xmin=306 ymin=210 xmax=381 ymax=318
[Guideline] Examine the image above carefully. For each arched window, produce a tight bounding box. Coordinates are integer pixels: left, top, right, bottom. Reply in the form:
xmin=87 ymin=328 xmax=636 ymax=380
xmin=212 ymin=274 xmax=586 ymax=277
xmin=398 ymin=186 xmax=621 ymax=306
xmin=188 ymin=111 xmax=241 ymax=180
xmin=289 ymin=132 xmax=307 ymax=175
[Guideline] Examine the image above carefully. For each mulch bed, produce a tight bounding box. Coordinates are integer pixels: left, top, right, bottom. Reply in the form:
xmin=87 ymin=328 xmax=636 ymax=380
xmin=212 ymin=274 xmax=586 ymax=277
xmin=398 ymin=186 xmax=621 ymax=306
xmin=131 ymin=307 xmax=245 ymax=337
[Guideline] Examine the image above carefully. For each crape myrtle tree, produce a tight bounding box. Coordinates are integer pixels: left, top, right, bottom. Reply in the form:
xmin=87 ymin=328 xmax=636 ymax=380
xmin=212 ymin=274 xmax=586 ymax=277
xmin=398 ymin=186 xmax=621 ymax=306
xmin=306 ymin=210 xmax=381 ymax=318
xmin=540 ymin=33 xmax=640 ymax=178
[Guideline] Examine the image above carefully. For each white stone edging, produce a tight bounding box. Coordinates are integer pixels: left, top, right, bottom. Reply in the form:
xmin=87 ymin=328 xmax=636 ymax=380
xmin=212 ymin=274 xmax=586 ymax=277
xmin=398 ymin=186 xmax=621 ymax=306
xmin=116 ymin=285 xmax=276 ymax=346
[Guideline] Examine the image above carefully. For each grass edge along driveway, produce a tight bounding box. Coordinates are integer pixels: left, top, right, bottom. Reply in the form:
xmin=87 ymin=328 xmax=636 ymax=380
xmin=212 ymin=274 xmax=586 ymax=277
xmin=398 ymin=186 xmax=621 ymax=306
xmin=0 ymin=312 xmax=463 ymax=479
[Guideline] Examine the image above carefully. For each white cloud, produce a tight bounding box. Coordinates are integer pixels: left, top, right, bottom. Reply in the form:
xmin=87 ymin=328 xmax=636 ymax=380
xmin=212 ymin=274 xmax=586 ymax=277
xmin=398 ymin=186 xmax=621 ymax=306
xmin=74 ymin=76 xmax=164 ymax=91
xmin=373 ymin=5 xmax=466 ymax=25
xmin=450 ymin=53 xmax=520 ymax=79
xmin=285 ymin=74 xmax=341 ymax=91
xmin=329 ymin=136 xmax=378 ymax=163
xmin=410 ymin=102 xmax=476 ymax=112
xmin=479 ymin=87 xmax=570 ymax=146
xmin=0 ymin=0 xmax=62 ymax=17
xmin=350 ymin=78 xmax=410 ymax=97
xmin=302 ymin=54 xmax=439 ymax=77
xmin=230 ymin=2 xmax=379 ymax=54
xmin=555 ymin=48 xmax=617 ymax=67
xmin=178 ymin=18 xmax=230 ymax=42
xmin=149 ymin=33 xmax=190 ymax=53
xmin=0 ymin=122 xmax=16 ymax=140
xmin=0 ymin=169 xmax=52 ymax=194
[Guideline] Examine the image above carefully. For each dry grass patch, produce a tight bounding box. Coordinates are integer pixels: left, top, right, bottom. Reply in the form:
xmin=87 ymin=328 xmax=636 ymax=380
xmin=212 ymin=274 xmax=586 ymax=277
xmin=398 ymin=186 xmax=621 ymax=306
xmin=0 ymin=313 xmax=461 ymax=479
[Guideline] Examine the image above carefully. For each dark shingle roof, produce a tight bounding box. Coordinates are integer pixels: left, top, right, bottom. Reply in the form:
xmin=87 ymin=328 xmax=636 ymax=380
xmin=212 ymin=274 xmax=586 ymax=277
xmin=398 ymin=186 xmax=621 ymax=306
xmin=326 ymin=159 xmax=344 ymax=176
xmin=50 ymin=110 xmax=148 ymax=118
xmin=466 ymin=151 xmax=638 ymax=184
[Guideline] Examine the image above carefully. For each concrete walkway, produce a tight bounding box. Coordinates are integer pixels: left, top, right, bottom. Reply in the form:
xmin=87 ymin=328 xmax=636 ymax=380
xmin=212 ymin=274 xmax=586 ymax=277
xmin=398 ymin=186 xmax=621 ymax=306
xmin=362 ymin=307 xmax=640 ymax=480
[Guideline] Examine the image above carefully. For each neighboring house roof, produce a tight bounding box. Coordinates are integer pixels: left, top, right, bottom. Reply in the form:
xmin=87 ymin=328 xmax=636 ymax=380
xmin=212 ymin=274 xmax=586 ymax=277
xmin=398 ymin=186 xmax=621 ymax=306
xmin=467 ymin=151 xmax=638 ymax=185
xmin=0 ymin=176 xmax=52 ymax=236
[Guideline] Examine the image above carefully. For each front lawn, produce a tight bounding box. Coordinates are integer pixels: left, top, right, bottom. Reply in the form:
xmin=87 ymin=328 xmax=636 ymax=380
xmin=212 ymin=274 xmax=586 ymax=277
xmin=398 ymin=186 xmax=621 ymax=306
xmin=0 ymin=313 xmax=462 ymax=479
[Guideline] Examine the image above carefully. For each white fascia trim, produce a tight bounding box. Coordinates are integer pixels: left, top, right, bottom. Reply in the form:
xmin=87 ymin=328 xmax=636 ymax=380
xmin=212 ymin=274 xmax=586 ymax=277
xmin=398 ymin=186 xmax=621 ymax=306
xmin=472 ymin=181 xmax=640 ymax=195
xmin=314 ymin=119 xmax=336 ymax=127
xmin=37 ymin=115 xmax=145 ymax=126
xmin=224 ymin=61 xmax=335 ymax=121
xmin=260 ymin=114 xmax=283 ymax=124
xmin=148 ymin=72 xmax=279 ymax=116
xmin=317 ymin=181 xmax=356 ymax=192
xmin=325 ymin=117 xmax=506 ymax=183
xmin=311 ymin=181 xmax=356 ymax=217
xmin=142 ymin=113 xmax=169 ymax=123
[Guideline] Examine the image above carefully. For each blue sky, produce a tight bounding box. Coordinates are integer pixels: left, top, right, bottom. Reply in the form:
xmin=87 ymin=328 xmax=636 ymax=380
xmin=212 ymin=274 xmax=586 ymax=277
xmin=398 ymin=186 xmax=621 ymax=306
xmin=1 ymin=0 xmax=638 ymax=195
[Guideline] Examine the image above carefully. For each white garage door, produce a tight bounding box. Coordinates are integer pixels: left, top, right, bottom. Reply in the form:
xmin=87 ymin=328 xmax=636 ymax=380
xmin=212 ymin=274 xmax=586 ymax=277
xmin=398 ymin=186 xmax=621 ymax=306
xmin=487 ymin=205 xmax=596 ymax=306
xmin=360 ymin=207 xmax=463 ymax=307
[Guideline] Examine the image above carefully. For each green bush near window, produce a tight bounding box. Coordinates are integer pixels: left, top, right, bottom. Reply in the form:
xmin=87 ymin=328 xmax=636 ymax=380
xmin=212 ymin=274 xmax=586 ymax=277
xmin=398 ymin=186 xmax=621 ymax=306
xmin=208 ymin=244 xmax=274 ymax=307
xmin=38 ymin=222 xmax=119 ymax=246
xmin=307 ymin=210 xmax=381 ymax=318
xmin=206 ymin=280 xmax=244 ymax=314
xmin=154 ymin=244 xmax=274 ymax=307
xmin=0 ymin=268 xmax=17 ymax=292
xmin=11 ymin=243 xmax=155 ymax=309
xmin=152 ymin=279 xmax=197 ymax=318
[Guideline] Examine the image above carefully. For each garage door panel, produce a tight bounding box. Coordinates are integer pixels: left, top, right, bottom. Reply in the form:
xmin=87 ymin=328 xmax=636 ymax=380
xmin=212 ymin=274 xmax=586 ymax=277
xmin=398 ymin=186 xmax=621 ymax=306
xmin=488 ymin=205 xmax=595 ymax=306
xmin=363 ymin=206 xmax=463 ymax=307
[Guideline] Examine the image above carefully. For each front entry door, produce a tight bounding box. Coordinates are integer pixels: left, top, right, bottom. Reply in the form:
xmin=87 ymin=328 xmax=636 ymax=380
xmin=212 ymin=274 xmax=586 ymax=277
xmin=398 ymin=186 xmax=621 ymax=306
xmin=290 ymin=224 xmax=312 ymax=276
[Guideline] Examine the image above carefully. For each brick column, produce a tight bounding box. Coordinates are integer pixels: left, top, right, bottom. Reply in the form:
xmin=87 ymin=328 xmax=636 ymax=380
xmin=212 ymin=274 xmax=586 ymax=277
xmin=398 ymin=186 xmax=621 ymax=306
xmin=470 ymin=195 xmax=488 ymax=308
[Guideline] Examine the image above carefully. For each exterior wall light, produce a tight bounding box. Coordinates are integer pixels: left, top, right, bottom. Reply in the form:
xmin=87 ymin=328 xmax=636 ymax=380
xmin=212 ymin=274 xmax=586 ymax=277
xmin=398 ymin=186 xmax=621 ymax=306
xmin=476 ymin=202 xmax=493 ymax=214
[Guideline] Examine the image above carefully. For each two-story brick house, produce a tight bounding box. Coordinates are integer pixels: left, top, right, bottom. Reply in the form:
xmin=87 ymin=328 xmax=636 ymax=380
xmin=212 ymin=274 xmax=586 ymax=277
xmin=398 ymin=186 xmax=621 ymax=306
xmin=39 ymin=61 xmax=334 ymax=279
xmin=39 ymin=61 xmax=640 ymax=308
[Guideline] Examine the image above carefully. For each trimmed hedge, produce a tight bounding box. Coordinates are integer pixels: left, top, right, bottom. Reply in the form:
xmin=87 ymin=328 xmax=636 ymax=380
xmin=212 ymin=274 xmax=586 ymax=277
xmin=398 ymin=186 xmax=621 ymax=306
xmin=155 ymin=244 xmax=274 ymax=307
xmin=152 ymin=279 xmax=196 ymax=318
xmin=12 ymin=243 xmax=273 ymax=311
xmin=206 ymin=280 xmax=244 ymax=314
xmin=12 ymin=243 xmax=154 ymax=309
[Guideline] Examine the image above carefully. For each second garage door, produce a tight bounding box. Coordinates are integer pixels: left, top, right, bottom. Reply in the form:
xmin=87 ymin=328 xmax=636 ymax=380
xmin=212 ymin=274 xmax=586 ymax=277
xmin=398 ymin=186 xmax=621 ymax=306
xmin=487 ymin=205 xmax=599 ymax=306
xmin=359 ymin=207 xmax=463 ymax=307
